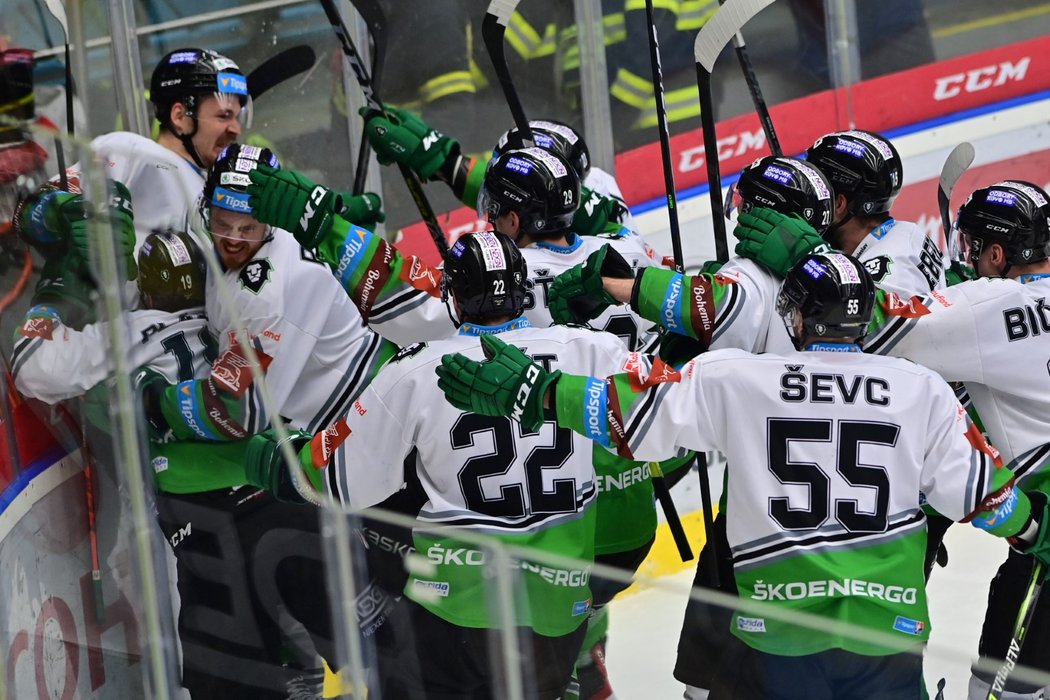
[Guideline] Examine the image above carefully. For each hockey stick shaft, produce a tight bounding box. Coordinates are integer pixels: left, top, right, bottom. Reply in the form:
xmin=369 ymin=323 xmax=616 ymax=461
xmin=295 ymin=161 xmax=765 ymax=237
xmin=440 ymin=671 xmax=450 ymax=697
xmin=717 ymin=0 xmax=781 ymax=155
xmin=986 ymin=560 xmax=1044 ymax=700
xmin=80 ymin=400 xmax=106 ymax=623
xmin=43 ymin=0 xmax=72 ymax=189
xmin=317 ymin=0 xmax=449 ymax=256
xmin=349 ymin=0 xmax=387 ymax=196
xmin=642 ymin=0 xmax=694 ymax=562
xmin=483 ymin=1 xmax=534 ymax=144
xmin=696 ymin=68 xmax=729 ymax=263
xmin=246 ymin=44 xmax=317 ymax=100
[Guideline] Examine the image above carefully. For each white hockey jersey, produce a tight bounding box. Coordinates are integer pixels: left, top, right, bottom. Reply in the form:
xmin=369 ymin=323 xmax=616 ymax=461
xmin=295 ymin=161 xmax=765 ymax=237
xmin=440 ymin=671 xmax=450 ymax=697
xmin=866 ymin=275 xmax=1050 ymax=475
xmin=204 ymin=229 xmax=395 ymax=435
xmin=322 ymin=321 xmax=632 ymax=635
xmin=563 ymin=347 xmax=1005 ymax=655
xmin=710 ymin=217 xmax=945 ymax=355
xmin=65 ymin=132 xmax=205 ymax=251
xmin=13 ymin=304 xmax=211 ymax=404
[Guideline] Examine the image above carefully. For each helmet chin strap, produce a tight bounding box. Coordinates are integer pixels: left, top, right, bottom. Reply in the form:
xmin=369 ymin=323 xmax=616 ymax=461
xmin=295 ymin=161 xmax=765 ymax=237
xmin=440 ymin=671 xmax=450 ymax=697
xmin=822 ymin=211 xmax=853 ymax=248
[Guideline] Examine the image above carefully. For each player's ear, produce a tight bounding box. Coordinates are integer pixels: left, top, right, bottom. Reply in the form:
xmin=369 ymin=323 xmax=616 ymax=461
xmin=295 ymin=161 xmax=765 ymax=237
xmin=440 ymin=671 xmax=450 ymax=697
xmin=834 ymin=194 xmax=849 ymax=220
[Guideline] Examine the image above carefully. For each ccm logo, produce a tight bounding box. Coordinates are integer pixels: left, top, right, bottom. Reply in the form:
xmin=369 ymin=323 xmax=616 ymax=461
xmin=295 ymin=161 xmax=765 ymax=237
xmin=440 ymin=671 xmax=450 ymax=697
xmin=933 ymin=57 xmax=1029 ymax=101
xmin=679 ymin=127 xmax=765 ymax=172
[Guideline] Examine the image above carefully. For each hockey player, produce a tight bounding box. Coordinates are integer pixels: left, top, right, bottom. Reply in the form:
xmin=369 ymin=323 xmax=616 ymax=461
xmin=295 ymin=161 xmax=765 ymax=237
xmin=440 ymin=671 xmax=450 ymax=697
xmin=435 ymin=251 xmax=1050 ymax=700
xmin=360 ymin=106 xmax=635 ymax=235
xmin=547 ymin=153 xmax=950 ymax=697
xmin=138 ymin=143 xmax=397 ymax=442
xmin=12 ymin=230 xmax=344 ymax=697
xmin=246 ymin=145 xmax=661 ymax=348
xmin=857 ymin=180 xmax=1050 ymax=699
xmin=242 ymin=230 xmax=652 ymax=699
xmin=16 ymin=48 xmax=248 ymax=257
xmin=799 ymin=129 xmax=944 ymax=294
xmin=246 ymin=145 xmax=672 ymax=697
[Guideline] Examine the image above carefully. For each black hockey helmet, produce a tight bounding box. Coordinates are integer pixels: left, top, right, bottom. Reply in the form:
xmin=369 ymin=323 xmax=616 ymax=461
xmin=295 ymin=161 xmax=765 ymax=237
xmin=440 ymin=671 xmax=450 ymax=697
xmin=138 ymin=229 xmax=207 ymax=312
xmin=0 ymin=49 xmax=35 ymax=144
xmin=492 ymin=119 xmax=591 ymax=181
xmin=442 ymin=230 xmax=527 ymax=320
xmin=198 ymin=143 xmax=280 ymax=228
xmin=805 ymin=130 xmax=902 ymax=217
xmin=956 ymin=180 xmax=1050 ymax=269
xmin=730 ymin=156 xmax=835 ymax=233
xmin=150 ymin=48 xmax=248 ymax=125
xmin=776 ymin=252 xmax=875 ymax=349
xmin=478 ymin=147 xmax=580 ymax=242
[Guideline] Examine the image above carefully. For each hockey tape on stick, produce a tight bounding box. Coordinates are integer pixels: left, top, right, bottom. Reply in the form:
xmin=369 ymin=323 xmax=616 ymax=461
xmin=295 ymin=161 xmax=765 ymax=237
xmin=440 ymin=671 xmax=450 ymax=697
xmin=486 ymin=0 xmax=519 ymax=25
xmin=246 ymin=45 xmax=317 ymax=100
xmin=938 ymin=142 xmax=975 ymax=240
xmin=483 ymin=0 xmax=533 ymax=145
xmin=694 ymin=0 xmax=774 ymax=73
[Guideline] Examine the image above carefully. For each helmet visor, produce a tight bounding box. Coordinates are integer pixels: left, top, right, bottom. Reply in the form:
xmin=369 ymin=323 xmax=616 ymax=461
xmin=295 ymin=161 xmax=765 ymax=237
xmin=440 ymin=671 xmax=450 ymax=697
xmin=725 ymin=179 xmax=750 ymax=222
xmin=950 ymin=223 xmax=983 ymax=267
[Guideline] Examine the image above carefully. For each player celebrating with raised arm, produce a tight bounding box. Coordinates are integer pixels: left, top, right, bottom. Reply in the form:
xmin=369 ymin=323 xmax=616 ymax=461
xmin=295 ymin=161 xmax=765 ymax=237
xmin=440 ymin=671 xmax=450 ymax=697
xmin=436 ymin=252 xmax=1050 ymax=700
xmin=243 ymin=230 xmax=653 ymax=699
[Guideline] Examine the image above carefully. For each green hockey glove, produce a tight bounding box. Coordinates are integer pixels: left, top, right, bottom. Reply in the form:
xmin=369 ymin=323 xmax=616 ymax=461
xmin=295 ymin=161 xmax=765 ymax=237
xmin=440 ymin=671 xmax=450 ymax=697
xmin=548 ymin=244 xmax=634 ymax=325
xmin=339 ymin=192 xmax=385 ymax=232
xmin=247 ymin=165 xmax=343 ymax=248
xmin=436 ymin=334 xmax=561 ymax=432
xmin=572 ymin=187 xmax=630 ymax=236
xmin=699 ymin=259 xmax=724 ymax=275
xmin=32 ymin=256 xmax=97 ymax=327
xmin=734 ymin=208 xmax=830 ymax=278
xmin=244 ymin=429 xmax=322 ymax=503
xmin=359 ymin=105 xmax=459 ymax=181
xmin=1011 ymin=491 xmax=1050 ymax=579
xmin=19 ymin=189 xmax=88 ymax=257
xmin=946 ymin=260 xmax=977 ymax=286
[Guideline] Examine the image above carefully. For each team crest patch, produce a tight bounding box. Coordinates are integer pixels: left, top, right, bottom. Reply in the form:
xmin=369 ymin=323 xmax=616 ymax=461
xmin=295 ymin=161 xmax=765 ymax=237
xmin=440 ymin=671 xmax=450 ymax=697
xmin=239 ymin=259 xmax=272 ymax=294
xmin=864 ymin=255 xmax=892 ymax=282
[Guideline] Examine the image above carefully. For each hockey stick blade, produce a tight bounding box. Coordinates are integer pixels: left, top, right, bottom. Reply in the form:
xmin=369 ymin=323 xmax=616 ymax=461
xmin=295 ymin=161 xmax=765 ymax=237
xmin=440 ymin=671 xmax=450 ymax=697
xmin=717 ymin=0 xmax=781 ymax=155
xmin=483 ymin=0 xmax=533 ymax=144
xmin=694 ymin=0 xmax=774 ymax=73
xmin=43 ymin=0 xmax=69 ymax=39
xmin=247 ymin=45 xmax=317 ymax=100
xmin=937 ymin=141 xmax=975 ymax=240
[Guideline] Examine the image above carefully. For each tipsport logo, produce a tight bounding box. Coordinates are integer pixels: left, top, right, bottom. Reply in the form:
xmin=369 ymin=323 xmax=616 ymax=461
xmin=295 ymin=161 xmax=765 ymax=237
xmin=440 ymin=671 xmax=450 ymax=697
xmin=218 ymin=71 xmax=248 ymax=96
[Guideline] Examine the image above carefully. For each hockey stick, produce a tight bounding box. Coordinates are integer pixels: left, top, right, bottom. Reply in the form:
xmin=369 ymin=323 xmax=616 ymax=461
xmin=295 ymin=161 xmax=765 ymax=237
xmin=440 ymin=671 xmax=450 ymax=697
xmin=716 ymin=0 xmax=781 ymax=155
xmin=348 ymin=0 xmax=387 ymax=196
xmin=483 ymin=0 xmax=534 ymax=145
xmin=42 ymin=0 xmax=72 ymax=190
xmin=80 ymin=399 xmax=106 ymax=623
xmin=694 ymin=0 xmax=775 ymax=263
xmin=246 ymin=44 xmax=317 ymax=100
xmin=986 ymin=560 xmax=1044 ymax=700
xmin=641 ymin=0 xmax=694 ymax=562
xmin=317 ymin=0 xmax=449 ymax=256
xmin=690 ymin=0 xmax=775 ymax=582
xmin=937 ymin=142 xmax=975 ymax=245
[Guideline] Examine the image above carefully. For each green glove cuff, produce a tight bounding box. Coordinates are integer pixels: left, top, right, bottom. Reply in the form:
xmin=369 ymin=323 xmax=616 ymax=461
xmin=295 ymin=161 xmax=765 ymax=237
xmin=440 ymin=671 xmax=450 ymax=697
xmin=520 ymin=369 xmax=561 ymax=433
xmin=244 ymin=430 xmax=316 ymax=503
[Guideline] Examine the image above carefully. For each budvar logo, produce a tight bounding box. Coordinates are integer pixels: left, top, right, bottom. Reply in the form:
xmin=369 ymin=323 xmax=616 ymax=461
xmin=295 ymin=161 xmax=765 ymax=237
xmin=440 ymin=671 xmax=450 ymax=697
xmin=678 ymin=127 xmax=766 ymax=173
xmin=933 ymin=57 xmax=1030 ymax=101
